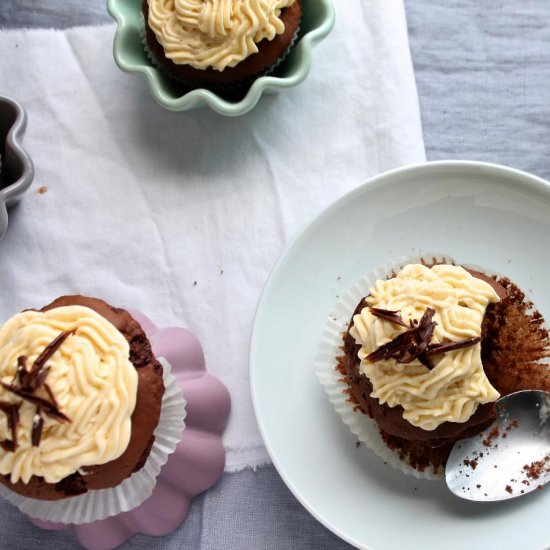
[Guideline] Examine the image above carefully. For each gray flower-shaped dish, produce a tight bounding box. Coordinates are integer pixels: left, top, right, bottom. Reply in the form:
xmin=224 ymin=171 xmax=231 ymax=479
xmin=0 ymin=95 xmax=34 ymax=240
xmin=108 ymin=0 xmax=335 ymax=115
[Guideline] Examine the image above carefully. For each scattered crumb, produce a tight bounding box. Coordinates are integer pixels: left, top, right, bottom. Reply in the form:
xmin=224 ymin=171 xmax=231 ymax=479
xmin=476 ymin=484 xmax=481 ymax=489
xmin=482 ymin=426 xmax=500 ymax=447
xmin=193 ymin=281 xmax=197 ymax=286
xmin=337 ymin=276 xmax=341 ymax=281
xmin=505 ymin=420 xmax=519 ymax=431
xmin=463 ymin=458 xmax=478 ymax=470
xmin=36 ymin=186 xmax=48 ymax=195
xmin=505 ymin=485 xmax=513 ymax=494
xmin=355 ymin=441 xmax=361 ymax=448
xmin=220 ymin=269 xmax=224 ymax=275
xmin=523 ymin=455 xmax=550 ymax=480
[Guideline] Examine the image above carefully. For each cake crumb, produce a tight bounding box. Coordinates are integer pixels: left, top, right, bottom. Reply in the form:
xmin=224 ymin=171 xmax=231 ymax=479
xmin=220 ymin=269 xmax=224 ymax=275
xmin=355 ymin=440 xmax=361 ymax=448
xmin=36 ymin=186 xmax=48 ymax=195
xmin=505 ymin=485 xmax=513 ymax=494
xmin=482 ymin=426 xmax=500 ymax=447
xmin=193 ymin=281 xmax=197 ymax=286
xmin=505 ymin=420 xmax=519 ymax=431
xmin=522 ymin=455 xmax=550 ymax=480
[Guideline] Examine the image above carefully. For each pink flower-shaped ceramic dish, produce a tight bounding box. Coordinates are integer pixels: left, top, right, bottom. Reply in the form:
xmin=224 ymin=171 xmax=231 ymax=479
xmin=29 ymin=310 xmax=231 ymax=550
xmin=0 ymin=95 xmax=34 ymax=240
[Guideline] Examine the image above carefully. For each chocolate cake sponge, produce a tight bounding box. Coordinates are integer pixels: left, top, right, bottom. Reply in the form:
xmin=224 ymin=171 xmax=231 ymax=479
xmin=0 ymin=296 xmax=164 ymax=500
xmin=339 ymin=272 xmax=550 ymax=473
xmin=142 ymin=0 xmax=302 ymax=86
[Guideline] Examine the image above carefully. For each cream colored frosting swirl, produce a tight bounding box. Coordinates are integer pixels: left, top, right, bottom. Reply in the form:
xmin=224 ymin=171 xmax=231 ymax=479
xmin=147 ymin=0 xmax=296 ymax=71
xmin=0 ymin=306 xmax=138 ymax=484
xmin=350 ymin=264 xmax=501 ymax=431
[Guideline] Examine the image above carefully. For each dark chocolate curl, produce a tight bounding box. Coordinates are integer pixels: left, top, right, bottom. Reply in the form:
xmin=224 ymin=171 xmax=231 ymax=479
xmin=427 ymin=337 xmax=481 ymax=355
xmin=30 ymin=330 xmax=74 ymax=379
xmin=32 ymin=411 xmax=44 ymax=447
xmin=0 ymin=401 xmax=21 ymax=452
xmin=0 ymin=383 xmax=70 ymax=423
xmin=366 ymin=307 xmax=483 ymax=371
xmin=370 ymin=308 xmax=408 ymax=328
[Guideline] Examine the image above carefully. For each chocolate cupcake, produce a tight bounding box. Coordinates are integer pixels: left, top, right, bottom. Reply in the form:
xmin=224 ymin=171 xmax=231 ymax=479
xmin=0 ymin=296 xmax=164 ymax=501
xmin=142 ymin=0 xmax=302 ymax=88
xmin=317 ymin=259 xmax=550 ymax=476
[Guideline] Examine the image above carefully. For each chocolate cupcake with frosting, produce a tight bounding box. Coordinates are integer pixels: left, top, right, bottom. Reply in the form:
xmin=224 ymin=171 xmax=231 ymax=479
xmin=142 ymin=0 xmax=302 ymax=88
xmin=317 ymin=259 xmax=550 ymax=476
xmin=0 ymin=296 xmax=164 ymax=501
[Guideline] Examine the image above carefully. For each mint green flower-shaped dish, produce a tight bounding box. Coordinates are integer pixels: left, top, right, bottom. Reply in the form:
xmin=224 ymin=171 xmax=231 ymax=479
xmin=107 ymin=0 xmax=335 ymax=115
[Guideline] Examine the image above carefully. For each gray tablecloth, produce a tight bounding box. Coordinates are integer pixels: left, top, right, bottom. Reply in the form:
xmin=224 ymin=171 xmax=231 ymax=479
xmin=1 ymin=1 xmax=550 ymax=548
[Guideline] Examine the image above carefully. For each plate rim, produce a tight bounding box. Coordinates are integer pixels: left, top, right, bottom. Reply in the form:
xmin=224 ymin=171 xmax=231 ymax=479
xmin=249 ymin=159 xmax=550 ymax=549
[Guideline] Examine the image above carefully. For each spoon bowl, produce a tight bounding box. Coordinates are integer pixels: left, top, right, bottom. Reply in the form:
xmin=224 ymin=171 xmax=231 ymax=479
xmin=446 ymin=390 xmax=550 ymax=502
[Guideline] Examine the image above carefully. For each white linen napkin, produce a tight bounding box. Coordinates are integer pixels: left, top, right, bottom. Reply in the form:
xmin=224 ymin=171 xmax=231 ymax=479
xmin=0 ymin=0 xmax=425 ymax=472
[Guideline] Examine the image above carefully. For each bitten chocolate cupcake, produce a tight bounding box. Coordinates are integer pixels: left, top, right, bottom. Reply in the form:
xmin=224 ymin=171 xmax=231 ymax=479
xmin=321 ymin=261 xmax=550 ymax=476
xmin=142 ymin=0 xmax=302 ymax=88
xmin=0 ymin=296 xmax=164 ymax=501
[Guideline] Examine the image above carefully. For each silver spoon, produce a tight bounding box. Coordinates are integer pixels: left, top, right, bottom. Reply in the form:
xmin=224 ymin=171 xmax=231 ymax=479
xmin=446 ymin=390 xmax=550 ymax=501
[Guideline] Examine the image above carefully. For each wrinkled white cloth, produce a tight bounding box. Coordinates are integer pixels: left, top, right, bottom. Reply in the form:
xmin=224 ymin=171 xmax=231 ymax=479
xmin=0 ymin=0 xmax=424 ymax=472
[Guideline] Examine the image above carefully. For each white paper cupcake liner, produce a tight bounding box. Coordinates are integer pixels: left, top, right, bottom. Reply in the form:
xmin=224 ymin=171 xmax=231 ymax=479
xmin=315 ymin=253 xmax=465 ymax=481
xmin=0 ymin=357 xmax=186 ymax=523
xmin=140 ymin=14 xmax=301 ymax=90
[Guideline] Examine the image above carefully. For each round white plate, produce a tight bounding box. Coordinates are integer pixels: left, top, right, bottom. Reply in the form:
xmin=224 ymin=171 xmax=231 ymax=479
xmin=250 ymin=161 xmax=550 ymax=550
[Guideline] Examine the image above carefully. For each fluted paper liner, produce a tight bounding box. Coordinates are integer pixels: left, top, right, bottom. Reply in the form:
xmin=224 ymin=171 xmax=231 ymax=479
xmin=314 ymin=253 xmax=482 ymax=481
xmin=0 ymin=357 xmax=186 ymax=523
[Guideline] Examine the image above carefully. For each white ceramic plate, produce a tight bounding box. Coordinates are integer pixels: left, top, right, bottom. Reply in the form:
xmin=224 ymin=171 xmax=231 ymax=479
xmin=250 ymin=161 xmax=550 ymax=550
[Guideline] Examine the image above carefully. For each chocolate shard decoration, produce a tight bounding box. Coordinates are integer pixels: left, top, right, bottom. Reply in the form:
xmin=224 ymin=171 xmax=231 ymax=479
xmin=370 ymin=308 xmax=408 ymax=328
xmin=427 ymin=337 xmax=481 ymax=355
xmin=0 ymin=401 xmax=21 ymax=452
xmin=15 ymin=356 xmax=30 ymax=387
xmin=34 ymin=366 xmax=51 ymax=390
xmin=367 ymin=307 xmax=437 ymax=367
xmin=0 ymin=440 xmax=15 ymax=453
xmin=29 ymin=330 xmax=74 ymax=380
xmin=0 ymin=330 xmax=73 ymax=453
xmin=0 ymin=383 xmax=70 ymax=423
xmin=32 ymin=410 xmax=44 ymax=447
xmin=44 ymin=383 xmax=58 ymax=410
xmin=366 ymin=307 xmax=482 ymax=371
